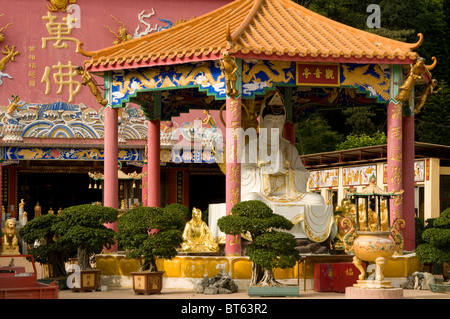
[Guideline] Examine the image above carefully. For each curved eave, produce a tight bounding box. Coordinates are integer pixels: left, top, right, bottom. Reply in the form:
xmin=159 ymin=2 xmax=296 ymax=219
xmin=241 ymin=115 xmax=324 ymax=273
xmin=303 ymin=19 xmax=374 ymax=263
xmin=86 ymin=49 xmax=418 ymax=73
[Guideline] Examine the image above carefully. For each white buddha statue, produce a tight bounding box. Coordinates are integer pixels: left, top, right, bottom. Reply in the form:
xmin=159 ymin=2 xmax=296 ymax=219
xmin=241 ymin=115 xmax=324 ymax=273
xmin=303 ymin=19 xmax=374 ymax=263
xmin=240 ymin=92 xmax=336 ymax=242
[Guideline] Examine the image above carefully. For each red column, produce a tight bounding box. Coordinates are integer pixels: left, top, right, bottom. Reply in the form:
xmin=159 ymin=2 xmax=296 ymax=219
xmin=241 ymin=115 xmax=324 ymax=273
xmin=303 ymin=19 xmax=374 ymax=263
xmin=225 ymin=96 xmax=241 ymax=256
xmin=147 ymin=120 xmax=161 ymax=207
xmin=387 ymin=100 xmax=403 ymax=227
xmin=104 ymin=107 xmax=119 ymax=252
xmin=402 ymin=115 xmax=415 ymax=250
xmin=141 ymin=160 xmax=148 ymax=206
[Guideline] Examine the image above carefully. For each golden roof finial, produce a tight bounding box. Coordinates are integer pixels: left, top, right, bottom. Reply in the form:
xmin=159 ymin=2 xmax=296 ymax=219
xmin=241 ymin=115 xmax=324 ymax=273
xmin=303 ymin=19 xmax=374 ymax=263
xmin=425 ymin=56 xmax=437 ymax=71
xmin=409 ymin=33 xmax=424 ymax=50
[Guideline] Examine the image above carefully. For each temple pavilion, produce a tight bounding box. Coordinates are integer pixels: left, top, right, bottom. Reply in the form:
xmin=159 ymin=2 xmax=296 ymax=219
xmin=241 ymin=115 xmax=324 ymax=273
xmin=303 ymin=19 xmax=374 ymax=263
xmin=79 ymin=0 xmax=437 ymax=254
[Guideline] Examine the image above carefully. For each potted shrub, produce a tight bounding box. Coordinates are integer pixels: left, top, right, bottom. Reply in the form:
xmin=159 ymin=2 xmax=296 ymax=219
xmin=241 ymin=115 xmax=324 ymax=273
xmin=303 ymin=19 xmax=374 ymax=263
xmin=19 ymin=214 xmax=77 ymax=289
xmin=115 ymin=206 xmax=184 ymax=294
xmin=52 ymin=204 xmax=118 ymax=292
xmin=416 ymin=207 xmax=450 ymax=282
xmin=217 ymin=200 xmax=301 ymax=296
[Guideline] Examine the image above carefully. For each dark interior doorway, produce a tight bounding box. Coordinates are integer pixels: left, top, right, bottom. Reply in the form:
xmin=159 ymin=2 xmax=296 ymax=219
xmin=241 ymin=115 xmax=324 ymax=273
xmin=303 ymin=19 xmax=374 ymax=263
xmin=189 ymin=173 xmax=225 ymax=216
xmin=18 ymin=172 xmax=102 ymax=219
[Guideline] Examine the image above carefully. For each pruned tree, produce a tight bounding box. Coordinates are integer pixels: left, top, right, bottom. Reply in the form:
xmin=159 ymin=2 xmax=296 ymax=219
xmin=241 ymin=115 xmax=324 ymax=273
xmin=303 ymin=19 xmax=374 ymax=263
xmin=217 ymin=200 xmax=300 ymax=286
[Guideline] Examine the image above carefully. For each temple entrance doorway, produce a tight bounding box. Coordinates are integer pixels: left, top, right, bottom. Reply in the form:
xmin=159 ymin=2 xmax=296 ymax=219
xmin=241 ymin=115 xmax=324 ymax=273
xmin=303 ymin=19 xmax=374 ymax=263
xmin=189 ymin=170 xmax=225 ymax=222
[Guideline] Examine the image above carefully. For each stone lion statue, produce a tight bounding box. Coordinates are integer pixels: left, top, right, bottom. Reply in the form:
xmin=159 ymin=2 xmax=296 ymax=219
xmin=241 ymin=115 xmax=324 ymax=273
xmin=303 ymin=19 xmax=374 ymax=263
xmin=2 ymin=218 xmax=19 ymax=254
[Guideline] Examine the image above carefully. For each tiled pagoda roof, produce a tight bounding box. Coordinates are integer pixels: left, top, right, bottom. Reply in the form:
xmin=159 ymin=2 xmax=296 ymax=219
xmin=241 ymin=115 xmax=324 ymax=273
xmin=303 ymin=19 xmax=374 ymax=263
xmin=81 ymin=0 xmax=421 ymax=72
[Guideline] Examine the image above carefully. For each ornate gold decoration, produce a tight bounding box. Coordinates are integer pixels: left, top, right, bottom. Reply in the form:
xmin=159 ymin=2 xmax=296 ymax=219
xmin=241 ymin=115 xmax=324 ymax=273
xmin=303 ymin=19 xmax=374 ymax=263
xmin=104 ymin=16 xmax=133 ymax=45
xmin=76 ymin=66 xmax=108 ymax=106
xmin=2 ymin=218 xmax=20 ymax=255
xmin=46 ymin=0 xmax=77 ymax=12
xmin=395 ymin=58 xmax=425 ymax=103
xmin=181 ymin=207 xmax=219 ymax=253
xmin=42 ymin=12 xmax=81 ymax=51
xmin=414 ymin=79 xmax=440 ymax=115
xmin=0 ymin=14 xmax=12 ymax=43
xmin=0 ymin=45 xmax=19 ymax=71
xmin=340 ymin=179 xmax=405 ymax=289
xmin=219 ymin=51 xmax=238 ymax=97
xmin=341 ymin=64 xmax=390 ymax=101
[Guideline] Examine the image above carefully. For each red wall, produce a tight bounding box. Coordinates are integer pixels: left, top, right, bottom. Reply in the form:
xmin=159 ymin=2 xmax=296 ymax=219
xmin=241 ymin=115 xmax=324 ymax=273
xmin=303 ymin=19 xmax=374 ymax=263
xmin=0 ymin=0 xmax=231 ymax=108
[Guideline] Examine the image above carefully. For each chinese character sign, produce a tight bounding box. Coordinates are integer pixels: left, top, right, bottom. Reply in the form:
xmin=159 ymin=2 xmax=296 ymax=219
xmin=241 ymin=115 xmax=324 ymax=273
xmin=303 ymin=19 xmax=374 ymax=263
xmin=296 ymin=63 xmax=340 ymax=87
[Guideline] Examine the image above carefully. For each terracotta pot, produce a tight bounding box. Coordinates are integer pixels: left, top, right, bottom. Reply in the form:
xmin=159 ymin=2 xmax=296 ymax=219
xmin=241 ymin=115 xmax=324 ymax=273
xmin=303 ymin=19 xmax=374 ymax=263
xmin=131 ymin=271 xmax=165 ymax=295
xmin=71 ymin=269 xmax=101 ymax=292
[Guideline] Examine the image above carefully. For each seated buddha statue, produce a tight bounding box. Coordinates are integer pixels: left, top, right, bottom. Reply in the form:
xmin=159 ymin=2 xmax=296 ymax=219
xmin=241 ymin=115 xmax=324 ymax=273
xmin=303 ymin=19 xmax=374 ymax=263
xmin=240 ymin=92 xmax=336 ymax=243
xmin=181 ymin=207 xmax=219 ymax=253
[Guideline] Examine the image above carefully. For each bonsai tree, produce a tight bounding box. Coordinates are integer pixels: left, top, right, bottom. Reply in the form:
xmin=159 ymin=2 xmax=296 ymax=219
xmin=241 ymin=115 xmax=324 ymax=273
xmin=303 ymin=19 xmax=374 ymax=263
xmin=52 ymin=204 xmax=118 ymax=270
xmin=19 ymin=214 xmax=77 ymax=278
xmin=217 ymin=200 xmax=300 ymax=286
xmin=416 ymin=207 xmax=450 ymax=266
xmin=115 ymin=206 xmax=184 ymax=272
xmin=163 ymin=203 xmax=190 ymax=232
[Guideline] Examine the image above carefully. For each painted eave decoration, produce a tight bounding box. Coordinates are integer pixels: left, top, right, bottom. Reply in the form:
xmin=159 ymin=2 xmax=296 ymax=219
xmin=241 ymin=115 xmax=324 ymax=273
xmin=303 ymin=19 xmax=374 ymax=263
xmin=81 ymin=0 xmax=422 ymax=73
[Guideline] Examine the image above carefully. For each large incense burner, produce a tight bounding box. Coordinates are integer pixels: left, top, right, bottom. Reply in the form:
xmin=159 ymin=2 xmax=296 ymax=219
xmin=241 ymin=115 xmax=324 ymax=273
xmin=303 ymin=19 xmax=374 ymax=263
xmin=340 ymin=176 xmax=405 ymax=289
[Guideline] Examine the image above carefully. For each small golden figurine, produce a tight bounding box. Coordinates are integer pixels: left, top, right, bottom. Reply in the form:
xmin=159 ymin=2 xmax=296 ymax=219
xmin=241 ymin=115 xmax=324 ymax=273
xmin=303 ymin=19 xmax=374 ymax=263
xmin=414 ymin=79 xmax=440 ymax=115
xmin=76 ymin=66 xmax=108 ymax=106
xmin=2 ymin=218 xmax=20 ymax=255
xmin=181 ymin=208 xmax=219 ymax=253
xmin=395 ymin=58 xmax=425 ymax=103
xmin=219 ymin=51 xmax=239 ymax=97
xmin=104 ymin=16 xmax=133 ymax=45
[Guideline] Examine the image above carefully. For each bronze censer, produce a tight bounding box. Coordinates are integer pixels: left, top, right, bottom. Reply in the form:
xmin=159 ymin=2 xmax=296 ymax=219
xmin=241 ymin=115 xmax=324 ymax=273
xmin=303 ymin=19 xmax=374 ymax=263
xmin=340 ymin=176 xmax=405 ymax=289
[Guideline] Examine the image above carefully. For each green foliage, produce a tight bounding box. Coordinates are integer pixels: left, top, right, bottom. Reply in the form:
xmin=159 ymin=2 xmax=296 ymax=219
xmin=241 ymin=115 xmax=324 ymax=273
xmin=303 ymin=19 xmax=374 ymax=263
xmin=416 ymin=207 xmax=450 ymax=264
xmin=415 ymin=217 xmax=426 ymax=247
xmin=336 ymin=131 xmax=387 ymax=150
xmin=415 ymin=81 xmax=450 ymax=146
xmin=115 ymin=206 xmax=183 ymax=272
xmin=163 ymin=203 xmax=190 ymax=231
xmin=295 ymin=114 xmax=343 ymax=155
xmin=53 ymin=204 xmax=118 ymax=270
xmin=19 ymin=214 xmax=76 ymax=277
xmin=248 ymin=231 xmax=300 ymax=270
xmin=218 ymin=200 xmax=300 ymax=277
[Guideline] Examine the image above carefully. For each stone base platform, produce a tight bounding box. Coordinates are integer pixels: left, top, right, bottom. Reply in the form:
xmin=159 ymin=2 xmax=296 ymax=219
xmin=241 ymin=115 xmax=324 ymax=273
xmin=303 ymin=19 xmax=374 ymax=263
xmin=345 ymin=286 xmax=404 ymax=299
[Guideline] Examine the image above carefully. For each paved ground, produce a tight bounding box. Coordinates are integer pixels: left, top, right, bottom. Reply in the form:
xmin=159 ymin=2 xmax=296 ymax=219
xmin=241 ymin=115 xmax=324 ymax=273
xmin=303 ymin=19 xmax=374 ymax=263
xmin=59 ymin=286 xmax=449 ymax=299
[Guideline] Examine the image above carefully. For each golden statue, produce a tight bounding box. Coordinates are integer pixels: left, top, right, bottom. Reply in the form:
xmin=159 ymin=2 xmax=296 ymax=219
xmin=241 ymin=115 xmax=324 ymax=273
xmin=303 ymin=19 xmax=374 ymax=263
xmin=181 ymin=208 xmax=219 ymax=253
xmin=355 ymin=201 xmax=389 ymax=232
xmin=48 ymin=207 xmax=54 ymax=214
xmin=76 ymin=66 xmax=108 ymax=106
xmin=2 ymin=218 xmax=19 ymax=255
xmin=34 ymin=202 xmax=41 ymax=218
xmin=219 ymin=51 xmax=238 ymax=97
xmin=414 ymin=79 xmax=440 ymax=115
xmin=395 ymin=58 xmax=425 ymax=103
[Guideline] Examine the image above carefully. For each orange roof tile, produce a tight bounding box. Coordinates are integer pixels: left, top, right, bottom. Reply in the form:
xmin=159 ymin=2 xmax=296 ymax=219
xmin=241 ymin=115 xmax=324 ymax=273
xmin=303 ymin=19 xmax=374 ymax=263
xmin=81 ymin=0 xmax=421 ymax=72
